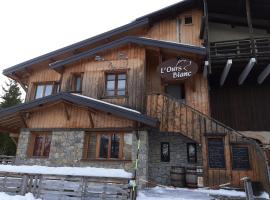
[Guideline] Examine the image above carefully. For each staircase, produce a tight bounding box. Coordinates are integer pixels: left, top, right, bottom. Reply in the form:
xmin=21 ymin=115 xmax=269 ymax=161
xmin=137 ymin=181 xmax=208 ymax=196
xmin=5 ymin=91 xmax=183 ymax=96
xmin=146 ymin=93 xmax=270 ymax=193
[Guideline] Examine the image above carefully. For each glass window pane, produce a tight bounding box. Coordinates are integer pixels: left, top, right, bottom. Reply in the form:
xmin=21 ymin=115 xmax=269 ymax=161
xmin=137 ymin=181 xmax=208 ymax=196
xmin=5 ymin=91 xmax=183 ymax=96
xmin=118 ymin=80 xmax=126 ymax=90
xmin=99 ymin=135 xmax=109 ymax=158
xmin=35 ymin=85 xmax=44 ymax=99
xmin=118 ymin=74 xmax=126 ymax=80
xmin=44 ymin=85 xmax=53 ymax=96
xmin=106 ymin=90 xmax=115 ymax=96
xmin=117 ymin=90 xmax=125 ymax=96
xmin=107 ymin=74 xmax=115 ymax=81
xmin=43 ymin=135 xmax=52 ymax=157
xmin=33 ymin=136 xmax=43 ymax=156
xmin=111 ymin=134 xmax=120 ymax=158
xmin=106 ymin=80 xmax=115 ymax=90
xmin=75 ymin=76 xmax=81 ymax=91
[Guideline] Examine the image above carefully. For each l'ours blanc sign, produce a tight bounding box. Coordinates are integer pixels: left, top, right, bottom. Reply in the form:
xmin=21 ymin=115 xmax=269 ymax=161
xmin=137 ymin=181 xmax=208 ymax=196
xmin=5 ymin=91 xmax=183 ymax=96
xmin=159 ymin=58 xmax=198 ymax=82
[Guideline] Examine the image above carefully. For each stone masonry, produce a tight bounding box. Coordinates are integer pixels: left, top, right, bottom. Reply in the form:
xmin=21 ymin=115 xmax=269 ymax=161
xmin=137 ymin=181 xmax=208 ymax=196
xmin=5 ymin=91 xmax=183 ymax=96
xmin=15 ymin=129 xmax=149 ymax=188
xmin=148 ymin=131 xmax=203 ymax=186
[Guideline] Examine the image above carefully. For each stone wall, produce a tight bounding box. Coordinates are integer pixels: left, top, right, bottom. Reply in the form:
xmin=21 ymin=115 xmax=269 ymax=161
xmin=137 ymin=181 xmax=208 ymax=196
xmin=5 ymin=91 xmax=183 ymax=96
xmin=148 ymin=131 xmax=203 ymax=186
xmin=16 ymin=130 xmax=84 ymax=166
xmin=15 ymin=129 xmax=149 ymax=188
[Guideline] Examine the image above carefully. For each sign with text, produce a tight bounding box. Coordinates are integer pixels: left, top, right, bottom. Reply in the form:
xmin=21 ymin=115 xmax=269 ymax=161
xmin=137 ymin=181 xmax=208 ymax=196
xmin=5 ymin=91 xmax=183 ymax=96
xmin=159 ymin=58 xmax=198 ymax=82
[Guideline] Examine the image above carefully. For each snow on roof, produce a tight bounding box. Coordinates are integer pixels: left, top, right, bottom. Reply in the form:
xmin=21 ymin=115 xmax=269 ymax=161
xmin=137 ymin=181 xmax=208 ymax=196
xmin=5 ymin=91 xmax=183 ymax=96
xmin=0 ymin=165 xmax=133 ymax=179
xmin=72 ymin=93 xmax=141 ymax=114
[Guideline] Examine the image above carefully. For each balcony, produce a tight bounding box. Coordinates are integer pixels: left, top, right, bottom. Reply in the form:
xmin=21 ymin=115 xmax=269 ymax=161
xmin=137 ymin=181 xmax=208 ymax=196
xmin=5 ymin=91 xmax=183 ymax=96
xmin=210 ymin=37 xmax=270 ymax=63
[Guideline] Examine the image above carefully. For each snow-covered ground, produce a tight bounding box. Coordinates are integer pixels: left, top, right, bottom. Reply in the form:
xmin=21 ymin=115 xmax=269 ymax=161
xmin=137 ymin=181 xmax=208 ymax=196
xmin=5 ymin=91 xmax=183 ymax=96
xmin=138 ymin=186 xmax=270 ymax=200
xmin=0 ymin=165 xmax=132 ymax=178
xmin=0 ymin=193 xmax=40 ymax=200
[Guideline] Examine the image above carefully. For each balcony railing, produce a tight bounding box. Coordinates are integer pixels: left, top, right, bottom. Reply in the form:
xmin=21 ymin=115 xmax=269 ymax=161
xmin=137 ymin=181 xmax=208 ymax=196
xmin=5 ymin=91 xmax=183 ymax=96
xmin=210 ymin=37 xmax=270 ymax=62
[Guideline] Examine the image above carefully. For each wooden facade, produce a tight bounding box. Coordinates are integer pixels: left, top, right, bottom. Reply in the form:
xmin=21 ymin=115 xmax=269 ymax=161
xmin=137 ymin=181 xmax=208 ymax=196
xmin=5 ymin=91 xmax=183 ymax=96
xmin=1 ymin=0 xmax=270 ymax=194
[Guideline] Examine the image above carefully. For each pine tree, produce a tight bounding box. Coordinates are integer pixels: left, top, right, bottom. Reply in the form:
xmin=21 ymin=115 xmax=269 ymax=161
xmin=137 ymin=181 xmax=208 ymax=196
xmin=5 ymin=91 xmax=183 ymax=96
xmin=0 ymin=79 xmax=22 ymax=155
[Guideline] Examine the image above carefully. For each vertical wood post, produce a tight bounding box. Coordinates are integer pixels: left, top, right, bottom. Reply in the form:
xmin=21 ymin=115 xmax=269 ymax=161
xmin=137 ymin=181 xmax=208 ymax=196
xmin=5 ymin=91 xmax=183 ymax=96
xmin=20 ymin=174 xmax=28 ymax=195
xmin=242 ymin=177 xmax=254 ymax=200
xmin=245 ymin=0 xmax=255 ymax=55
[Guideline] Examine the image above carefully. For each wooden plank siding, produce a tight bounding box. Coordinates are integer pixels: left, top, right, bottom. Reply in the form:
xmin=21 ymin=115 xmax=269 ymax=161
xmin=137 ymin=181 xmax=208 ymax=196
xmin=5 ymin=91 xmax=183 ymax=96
xmin=61 ymin=45 xmax=146 ymax=111
xmin=147 ymin=93 xmax=270 ymax=191
xmin=145 ymin=9 xmax=203 ymax=46
xmin=26 ymin=103 xmax=134 ymax=129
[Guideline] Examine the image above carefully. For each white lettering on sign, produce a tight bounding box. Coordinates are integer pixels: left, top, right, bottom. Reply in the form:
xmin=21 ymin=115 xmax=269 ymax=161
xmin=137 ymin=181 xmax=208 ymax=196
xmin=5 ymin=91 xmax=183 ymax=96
xmin=160 ymin=59 xmax=192 ymax=76
xmin=172 ymin=71 xmax=192 ymax=78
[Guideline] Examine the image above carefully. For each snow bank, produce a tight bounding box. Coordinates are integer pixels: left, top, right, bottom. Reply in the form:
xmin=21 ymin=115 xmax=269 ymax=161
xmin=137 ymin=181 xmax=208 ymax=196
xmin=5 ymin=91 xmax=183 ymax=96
xmin=0 ymin=192 xmax=40 ymax=200
xmin=138 ymin=186 xmax=270 ymax=200
xmin=0 ymin=165 xmax=132 ymax=178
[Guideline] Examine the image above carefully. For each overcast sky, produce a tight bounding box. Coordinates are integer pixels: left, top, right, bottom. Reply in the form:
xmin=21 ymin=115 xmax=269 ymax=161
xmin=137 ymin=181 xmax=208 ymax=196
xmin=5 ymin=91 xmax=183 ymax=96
xmin=0 ymin=0 xmax=180 ymax=94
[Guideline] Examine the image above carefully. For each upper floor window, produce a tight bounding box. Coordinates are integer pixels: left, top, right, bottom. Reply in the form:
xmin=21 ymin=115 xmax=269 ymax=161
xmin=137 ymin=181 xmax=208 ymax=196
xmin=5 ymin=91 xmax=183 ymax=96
xmin=28 ymin=132 xmax=52 ymax=158
xmin=105 ymin=72 xmax=126 ymax=97
xmin=34 ymin=82 xmax=60 ymax=99
xmin=72 ymin=73 xmax=83 ymax=93
xmin=35 ymin=84 xmax=53 ymax=99
xmin=184 ymin=16 xmax=193 ymax=25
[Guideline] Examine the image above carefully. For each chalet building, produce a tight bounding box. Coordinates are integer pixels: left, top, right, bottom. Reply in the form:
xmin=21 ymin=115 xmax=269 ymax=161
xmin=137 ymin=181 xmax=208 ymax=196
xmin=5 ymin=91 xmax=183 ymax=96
xmin=0 ymin=0 xmax=270 ymax=193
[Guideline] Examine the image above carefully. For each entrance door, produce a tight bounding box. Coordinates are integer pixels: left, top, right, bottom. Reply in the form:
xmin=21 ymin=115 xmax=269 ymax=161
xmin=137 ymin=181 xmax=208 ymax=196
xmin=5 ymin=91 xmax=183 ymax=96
xmin=165 ymin=83 xmax=185 ymax=100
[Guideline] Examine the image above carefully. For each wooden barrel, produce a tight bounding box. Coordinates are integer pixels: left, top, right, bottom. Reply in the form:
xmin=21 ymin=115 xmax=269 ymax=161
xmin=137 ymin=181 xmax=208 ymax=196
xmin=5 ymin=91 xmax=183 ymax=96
xmin=170 ymin=167 xmax=186 ymax=187
xmin=186 ymin=167 xmax=197 ymax=188
xmin=196 ymin=166 xmax=204 ymax=188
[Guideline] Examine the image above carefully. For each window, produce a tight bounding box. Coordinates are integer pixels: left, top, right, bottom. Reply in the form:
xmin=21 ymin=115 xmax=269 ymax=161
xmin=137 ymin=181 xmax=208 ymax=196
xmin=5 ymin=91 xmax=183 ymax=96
xmin=84 ymin=132 xmax=124 ymax=160
xmin=184 ymin=16 xmax=193 ymax=25
xmin=72 ymin=73 xmax=83 ymax=93
xmin=187 ymin=143 xmax=197 ymax=163
xmin=105 ymin=72 xmax=126 ymax=97
xmin=28 ymin=132 xmax=52 ymax=158
xmin=161 ymin=142 xmax=170 ymax=162
xmin=232 ymin=145 xmax=250 ymax=170
xmin=207 ymin=138 xmax=226 ymax=169
xmin=35 ymin=83 xmax=54 ymax=99
xmin=165 ymin=83 xmax=185 ymax=100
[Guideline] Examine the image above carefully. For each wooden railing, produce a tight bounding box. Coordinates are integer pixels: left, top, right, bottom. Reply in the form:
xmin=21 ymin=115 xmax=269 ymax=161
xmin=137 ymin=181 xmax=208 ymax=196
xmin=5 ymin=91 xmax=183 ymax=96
xmin=147 ymin=93 xmax=270 ymax=192
xmin=0 ymin=172 xmax=135 ymax=200
xmin=0 ymin=156 xmax=15 ymax=165
xmin=210 ymin=37 xmax=270 ymax=61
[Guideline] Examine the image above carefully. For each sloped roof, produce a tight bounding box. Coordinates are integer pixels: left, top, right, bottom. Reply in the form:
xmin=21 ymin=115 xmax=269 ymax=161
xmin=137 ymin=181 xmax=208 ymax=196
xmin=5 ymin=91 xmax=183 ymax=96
xmin=50 ymin=36 xmax=206 ymax=71
xmin=3 ymin=0 xmax=200 ymax=77
xmin=0 ymin=93 xmax=159 ymax=128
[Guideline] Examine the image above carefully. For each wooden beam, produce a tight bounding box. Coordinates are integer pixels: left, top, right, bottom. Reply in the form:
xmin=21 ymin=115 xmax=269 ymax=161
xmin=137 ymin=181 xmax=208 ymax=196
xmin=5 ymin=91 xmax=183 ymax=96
xmin=203 ymin=61 xmax=209 ymax=78
xmin=220 ymin=59 xmax=232 ymax=86
xmin=0 ymin=126 xmax=19 ymax=133
xmin=245 ymin=0 xmax=255 ymax=55
xmin=62 ymin=103 xmax=70 ymax=120
xmin=88 ymin=110 xmax=95 ymax=128
xmin=257 ymin=63 xmax=270 ymax=84
xmin=19 ymin=113 xmax=28 ymax=128
xmin=238 ymin=58 xmax=256 ymax=85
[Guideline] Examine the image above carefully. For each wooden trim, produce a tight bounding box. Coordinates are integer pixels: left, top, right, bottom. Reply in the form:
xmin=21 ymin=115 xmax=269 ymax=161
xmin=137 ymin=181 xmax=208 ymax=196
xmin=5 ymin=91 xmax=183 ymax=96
xmin=230 ymin=143 xmax=252 ymax=171
xmin=28 ymin=132 xmax=52 ymax=158
xmin=104 ymin=71 xmax=127 ymax=97
xmin=83 ymin=134 xmax=90 ymax=159
xmin=23 ymin=127 xmax=139 ymax=132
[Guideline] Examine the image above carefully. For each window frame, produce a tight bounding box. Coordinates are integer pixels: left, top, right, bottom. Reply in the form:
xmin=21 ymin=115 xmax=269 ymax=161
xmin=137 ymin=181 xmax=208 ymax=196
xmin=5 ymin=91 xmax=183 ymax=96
xmin=187 ymin=143 xmax=197 ymax=164
xmin=231 ymin=144 xmax=251 ymax=171
xmin=71 ymin=73 xmax=83 ymax=93
xmin=161 ymin=142 xmax=170 ymax=162
xmin=83 ymin=132 xmax=124 ymax=160
xmin=34 ymin=81 xmax=60 ymax=100
xmin=207 ymin=137 xmax=226 ymax=169
xmin=184 ymin=15 xmax=193 ymax=25
xmin=105 ymin=71 xmax=127 ymax=97
xmin=27 ymin=132 xmax=52 ymax=158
